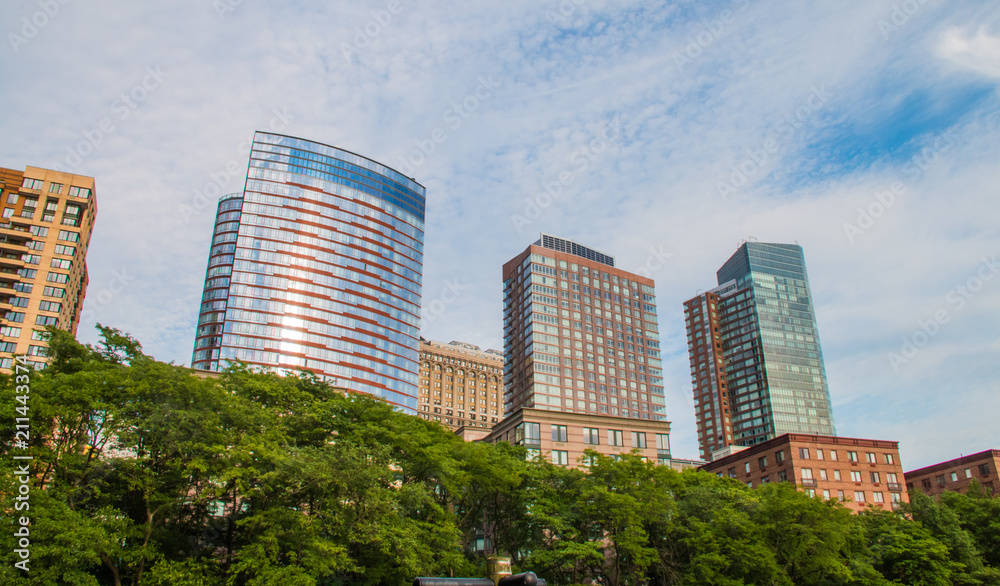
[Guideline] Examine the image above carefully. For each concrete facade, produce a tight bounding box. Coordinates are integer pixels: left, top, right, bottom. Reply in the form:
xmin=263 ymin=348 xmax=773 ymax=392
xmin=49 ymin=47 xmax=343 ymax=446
xmin=419 ymin=338 xmax=504 ymax=431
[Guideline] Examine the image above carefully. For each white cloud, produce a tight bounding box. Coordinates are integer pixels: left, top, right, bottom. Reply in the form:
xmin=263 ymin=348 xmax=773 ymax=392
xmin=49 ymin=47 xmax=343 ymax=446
xmin=1 ymin=0 xmax=998 ymax=468
xmin=938 ymin=26 xmax=1000 ymax=80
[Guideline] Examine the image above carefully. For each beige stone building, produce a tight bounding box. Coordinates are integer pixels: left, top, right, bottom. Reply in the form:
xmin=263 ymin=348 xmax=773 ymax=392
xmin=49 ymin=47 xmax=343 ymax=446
xmin=701 ymin=433 xmax=908 ymax=513
xmin=483 ymin=407 xmax=672 ymax=468
xmin=418 ymin=338 xmax=504 ymax=430
xmin=0 ymin=166 xmax=96 ymax=370
xmin=905 ymin=449 xmax=999 ymax=497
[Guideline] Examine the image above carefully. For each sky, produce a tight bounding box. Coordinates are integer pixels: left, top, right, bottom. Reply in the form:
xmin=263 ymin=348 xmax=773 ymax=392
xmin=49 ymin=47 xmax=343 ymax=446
xmin=2 ymin=0 xmax=998 ymax=469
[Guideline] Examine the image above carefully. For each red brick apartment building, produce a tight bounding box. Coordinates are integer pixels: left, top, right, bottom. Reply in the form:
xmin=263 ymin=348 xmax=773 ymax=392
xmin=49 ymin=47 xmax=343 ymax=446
xmin=904 ymin=449 xmax=999 ymax=497
xmin=701 ymin=433 xmax=908 ymax=513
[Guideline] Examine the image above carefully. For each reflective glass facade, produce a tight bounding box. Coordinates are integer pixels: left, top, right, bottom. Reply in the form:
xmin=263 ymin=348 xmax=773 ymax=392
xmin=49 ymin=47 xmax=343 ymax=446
xmin=686 ymin=242 xmax=835 ymax=459
xmin=192 ymin=132 xmax=425 ymax=412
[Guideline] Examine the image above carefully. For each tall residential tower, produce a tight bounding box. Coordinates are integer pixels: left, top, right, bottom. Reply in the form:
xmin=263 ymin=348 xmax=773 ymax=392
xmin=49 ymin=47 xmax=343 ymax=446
xmin=489 ymin=235 xmax=672 ymax=468
xmin=191 ymin=132 xmax=425 ymax=412
xmin=503 ymin=234 xmax=666 ymax=420
xmin=685 ymin=242 xmax=834 ymax=460
xmin=0 ymin=166 xmax=96 ymax=370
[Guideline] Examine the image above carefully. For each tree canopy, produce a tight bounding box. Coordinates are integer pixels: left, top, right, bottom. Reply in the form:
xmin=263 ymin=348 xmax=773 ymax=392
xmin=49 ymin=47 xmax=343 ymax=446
xmin=1 ymin=327 xmax=998 ymax=585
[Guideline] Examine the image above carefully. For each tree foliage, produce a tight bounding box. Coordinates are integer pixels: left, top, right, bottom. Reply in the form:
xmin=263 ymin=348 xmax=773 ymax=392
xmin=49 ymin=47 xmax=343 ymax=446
xmin=2 ymin=327 xmax=999 ymax=585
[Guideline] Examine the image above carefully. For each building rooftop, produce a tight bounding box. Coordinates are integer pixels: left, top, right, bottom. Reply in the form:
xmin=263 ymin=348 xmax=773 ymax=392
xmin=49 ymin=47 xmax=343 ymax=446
xmin=536 ymin=233 xmax=615 ymax=267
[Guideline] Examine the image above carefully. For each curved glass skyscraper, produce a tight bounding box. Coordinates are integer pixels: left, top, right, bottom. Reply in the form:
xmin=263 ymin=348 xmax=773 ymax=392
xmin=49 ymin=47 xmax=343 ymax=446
xmin=192 ymin=132 xmax=425 ymax=412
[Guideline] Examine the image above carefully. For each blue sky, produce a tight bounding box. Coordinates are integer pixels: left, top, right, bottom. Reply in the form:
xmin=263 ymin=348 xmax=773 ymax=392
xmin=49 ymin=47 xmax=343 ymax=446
xmin=2 ymin=0 xmax=998 ymax=468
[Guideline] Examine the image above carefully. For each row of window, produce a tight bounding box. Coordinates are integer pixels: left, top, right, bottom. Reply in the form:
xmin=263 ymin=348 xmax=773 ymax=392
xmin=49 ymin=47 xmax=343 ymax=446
xmin=752 ymin=448 xmax=894 ymax=471
xmin=3 ymin=312 xmax=58 ymax=326
xmin=7 ymin=298 xmax=62 ymax=312
xmin=19 ymin=178 xmax=91 ymax=199
xmin=510 ymin=422 xmax=669 ymax=452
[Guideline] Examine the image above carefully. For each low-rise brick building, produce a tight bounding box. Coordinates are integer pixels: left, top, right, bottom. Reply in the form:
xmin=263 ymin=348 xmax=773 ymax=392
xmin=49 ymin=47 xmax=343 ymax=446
xmin=700 ymin=433 xmax=908 ymax=513
xmin=904 ymin=449 xmax=999 ymax=497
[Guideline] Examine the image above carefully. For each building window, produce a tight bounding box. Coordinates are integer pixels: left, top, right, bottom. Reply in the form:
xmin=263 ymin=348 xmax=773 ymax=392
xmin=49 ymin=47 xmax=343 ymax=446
xmin=26 ymin=345 xmax=47 ymax=357
xmin=49 ymin=182 xmax=63 ymax=194
xmin=21 ymin=178 xmax=43 ymax=190
xmin=801 ymin=468 xmax=813 ymax=480
xmin=850 ymin=471 xmax=862 ymax=482
xmin=38 ymin=300 xmax=61 ymax=313
xmin=854 ymin=491 xmax=866 ymax=503
xmin=47 ymin=272 xmax=69 ymax=284
xmin=965 ymin=468 xmax=973 ymax=478
xmin=829 ymin=450 xmax=838 ymax=461
xmin=871 ymin=472 xmax=881 ymax=484
xmin=822 ymin=489 xmax=830 ymax=500
xmin=890 ymin=492 xmax=902 ymax=503
xmin=744 ymin=462 xmax=751 ymax=474
xmin=936 ymin=475 xmax=946 ymax=487
xmin=50 ymin=258 xmax=72 ymax=270
xmin=583 ymin=427 xmax=600 ymax=445
xmin=884 ymin=453 xmax=894 ymax=465
xmin=775 ymin=450 xmax=785 ymax=464
xmin=866 ymin=452 xmax=877 ymax=464
xmin=819 ymin=469 xmax=828 ymax=481
xmin=656 ymin=433 xmax=670 ymax=457
xmin=758 ymin=456 xmax=768 ymax=470
xmin=978 ymin=464 xmax=991 ymax=476
xmin=816 ymin=449 xmax=824 ymax=460
xmin=551 ymin=450 xmax=569 ymax=466
xmin=886 ymin=473 xmax=898 ymax=485
xmin=777 ymin=470 xmax=788 ymax=482
xmin=54 ymin=244 xmax=75 ymax=256
xmin=950 ymin=472 xmax=958 ymax=482
xmin=67 ymin=186 xmax=91 ymax=199
xmin=799 ymin=448 xmax=809 ymax=459
xmin=631 ymin=431 xmax=646 ymax=448
xmin=837 ymin=490 xmax=845 ymax=501
xmin=848 ymin=451 xmax=858 ymax=462
xmin=57 ymin=230 xmax=80 ymax=242
xmin=551 ymin=424 xmax=568 ymax=442
xmin=35 ymin=315 xmax=58 ymax=326
xmin=608 ymin=429 xmax=624 ymax=447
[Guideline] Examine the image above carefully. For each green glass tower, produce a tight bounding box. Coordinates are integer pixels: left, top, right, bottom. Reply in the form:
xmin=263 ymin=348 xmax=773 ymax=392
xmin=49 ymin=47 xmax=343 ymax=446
xmin=685 ymin=242 xmax=835 ymax=459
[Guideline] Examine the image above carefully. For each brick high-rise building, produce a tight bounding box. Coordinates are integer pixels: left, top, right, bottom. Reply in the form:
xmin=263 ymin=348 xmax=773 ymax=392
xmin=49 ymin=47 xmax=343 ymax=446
xmin=503 ymin=234 xmax=666 ymax=420
xmin=418 ymin=338 xmax=504 ymax=430
xmin=494 ymin=234 xmax=671 ymax=465
xmin=685 ymin=242 xmax=835 ymax=460
xmin=0 ymin=166 xmax=96 ymax=370
xmin=191 ymin=132 xmax=425 ymax=412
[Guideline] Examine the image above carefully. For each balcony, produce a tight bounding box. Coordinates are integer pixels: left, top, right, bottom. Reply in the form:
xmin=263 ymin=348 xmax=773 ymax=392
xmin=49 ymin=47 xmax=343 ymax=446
xmin=800 ymin=478 xmax=817 ymax=487
xmin=887 ymin=483 xmax=902 ymax=492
